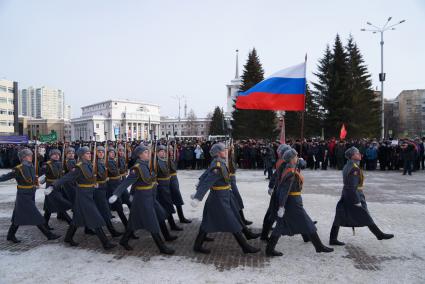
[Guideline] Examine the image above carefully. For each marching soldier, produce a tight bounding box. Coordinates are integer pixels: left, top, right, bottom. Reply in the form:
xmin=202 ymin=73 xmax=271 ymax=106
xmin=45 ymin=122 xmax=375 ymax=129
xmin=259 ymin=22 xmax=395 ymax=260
xmin=94 ymin=146 xmax=122 ymax=237
xmin=329 ymin=147 xmax=394 ymax=246
xmin=191 ymin=143 xmax=260 ymax=254
xmin=117 ymin=144 xmax=132 ymax=207
xmin=109 ymin=145 xmax=175 ymax=255
xmin=52 ymin=146 xmax=116 ymax=250
xmin=156 ymin=145 xmax=182 ymax=231
xmin=168 ymin=144 xmax=191 ymax=224
xmin=62 ymin=147 xmax=77 ymax=203
xmin=1 ymin=148 xmax=60 ymax=243
xmin=42 ymin=149 xmax=73 ymax=229
xmin=266 ymin=149 xmax=333 ymax=256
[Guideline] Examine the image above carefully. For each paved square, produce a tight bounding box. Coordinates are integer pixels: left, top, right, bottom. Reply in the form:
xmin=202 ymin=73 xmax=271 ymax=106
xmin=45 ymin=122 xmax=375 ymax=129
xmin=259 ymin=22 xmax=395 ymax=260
xmin=0 ymin=169 xmax=424 ymax=283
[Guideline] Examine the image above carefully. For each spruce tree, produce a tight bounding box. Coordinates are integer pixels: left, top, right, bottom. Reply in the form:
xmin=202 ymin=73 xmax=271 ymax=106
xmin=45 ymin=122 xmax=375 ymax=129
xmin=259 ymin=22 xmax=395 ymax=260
xmin=209 ymin=106 xmax=225 ymax=135
xmin=345 ymin=35 xmax=380 ymax=138
xmin=232 ymin=48 xmax=278 ymax=139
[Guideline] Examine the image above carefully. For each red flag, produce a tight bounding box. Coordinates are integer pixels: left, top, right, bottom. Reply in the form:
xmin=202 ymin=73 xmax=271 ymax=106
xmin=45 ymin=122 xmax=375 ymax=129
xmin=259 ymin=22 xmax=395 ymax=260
xmin=340 ymin=124 xmax=347 ymax=140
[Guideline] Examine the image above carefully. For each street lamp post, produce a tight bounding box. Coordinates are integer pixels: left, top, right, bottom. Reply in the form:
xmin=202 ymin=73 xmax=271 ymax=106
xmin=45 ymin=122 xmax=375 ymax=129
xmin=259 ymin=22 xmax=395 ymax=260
xmin=361 ymin=17 xmax=406 ymax=140
xmin=172 ymin=95 xmax=185 ymax=121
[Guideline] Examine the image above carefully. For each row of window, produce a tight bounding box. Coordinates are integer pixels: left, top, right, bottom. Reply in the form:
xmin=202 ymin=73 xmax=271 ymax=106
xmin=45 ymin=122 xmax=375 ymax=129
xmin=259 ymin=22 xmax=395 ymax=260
xmin=0 ymin=86 xmax=14 ymax=93
xmin=161 ymin=131 xmax=205 ymax=136
xmin=161 ymin=123 xmax=204 ymax=129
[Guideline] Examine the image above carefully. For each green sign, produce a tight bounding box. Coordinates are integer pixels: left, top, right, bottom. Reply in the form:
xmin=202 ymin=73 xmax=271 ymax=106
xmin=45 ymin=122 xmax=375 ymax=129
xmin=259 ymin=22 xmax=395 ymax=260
xmin=39 ymin=130 xmax=58 ymax=143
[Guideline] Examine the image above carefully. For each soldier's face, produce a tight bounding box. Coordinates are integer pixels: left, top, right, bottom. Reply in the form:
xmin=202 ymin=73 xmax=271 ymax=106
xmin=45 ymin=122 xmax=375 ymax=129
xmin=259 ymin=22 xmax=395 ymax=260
xmin=109 ymin=151 xmax=115 ymax=159
xmin=51 ymin=154 xmax=60 ymax=161
xmin=352 ymin=152 xmax=362 ymax=161
xmin=23 ymin=155 xmax=33 ymax=163
xmin=66 ymin=152 xmax=74 ymax=159
xmin=82 ymin=152 xmax=91 ymax=161
xmin=218 ymin=150 xmax=226 ymax=159
xmin=118 ymin=149 xmax=124 ymax=156
xmin=139 ymin=150 xmax=150 ymax=161
xmin=97 ymin=151 xmax=105 ymax=159
xmin=158 ymin=150 xmax=166 ymax=158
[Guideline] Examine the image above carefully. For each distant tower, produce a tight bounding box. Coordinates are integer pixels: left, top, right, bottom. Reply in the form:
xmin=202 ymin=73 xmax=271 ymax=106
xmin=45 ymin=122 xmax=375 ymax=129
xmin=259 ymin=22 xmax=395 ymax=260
xmin=184 ymin=99 xmax=187 ymax=118
xmin=225 ymin=49 xmax=242 ymax=118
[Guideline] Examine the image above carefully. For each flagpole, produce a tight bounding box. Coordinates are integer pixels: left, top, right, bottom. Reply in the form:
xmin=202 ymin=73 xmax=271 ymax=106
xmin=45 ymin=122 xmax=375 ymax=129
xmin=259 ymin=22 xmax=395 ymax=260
xmin=299 ymin=54 xmax=307 ymax=156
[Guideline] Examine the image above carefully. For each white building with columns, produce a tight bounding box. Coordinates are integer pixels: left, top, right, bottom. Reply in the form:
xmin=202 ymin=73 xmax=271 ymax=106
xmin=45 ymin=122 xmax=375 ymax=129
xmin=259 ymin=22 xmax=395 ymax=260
xmin=71 ymin=99 xmax=160 ymax=141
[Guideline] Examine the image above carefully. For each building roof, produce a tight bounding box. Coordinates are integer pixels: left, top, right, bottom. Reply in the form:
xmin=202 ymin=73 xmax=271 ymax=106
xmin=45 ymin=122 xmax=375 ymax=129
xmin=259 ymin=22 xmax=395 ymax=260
xmin=81 ymin=99 xmax=160 ymax=109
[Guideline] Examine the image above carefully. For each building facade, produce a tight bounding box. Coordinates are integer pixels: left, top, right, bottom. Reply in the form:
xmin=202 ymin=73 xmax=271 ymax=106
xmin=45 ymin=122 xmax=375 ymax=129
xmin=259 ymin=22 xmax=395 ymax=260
xmin=0 ymin=79 xmax=15 ymax=134
xmin=71 ymin=99 xmax=160 ymax=141
xmin=20 ymin=86 xmax=65 ymax=119
xmin=25 ymin=118 xmax=71 ymax=141
xmin=159 ymin=116 xmax=211 ymax=138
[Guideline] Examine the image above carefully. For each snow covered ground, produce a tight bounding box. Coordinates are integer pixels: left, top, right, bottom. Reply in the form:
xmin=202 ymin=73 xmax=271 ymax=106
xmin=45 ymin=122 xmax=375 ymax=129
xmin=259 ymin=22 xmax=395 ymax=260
xmin=0 ymin=168 xmax=424 ymax=283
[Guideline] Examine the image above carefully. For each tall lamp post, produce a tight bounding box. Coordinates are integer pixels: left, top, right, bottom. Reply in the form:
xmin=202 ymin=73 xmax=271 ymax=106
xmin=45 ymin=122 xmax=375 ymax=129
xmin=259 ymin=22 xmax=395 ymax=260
xmin=361 ymin=17 xmax=406 ymax=140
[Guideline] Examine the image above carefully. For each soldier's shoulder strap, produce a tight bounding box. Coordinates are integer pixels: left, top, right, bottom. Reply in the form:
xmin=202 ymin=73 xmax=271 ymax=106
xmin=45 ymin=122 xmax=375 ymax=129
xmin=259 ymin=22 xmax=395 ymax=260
xmin=76 ymin=162 xmax=82 ymax=167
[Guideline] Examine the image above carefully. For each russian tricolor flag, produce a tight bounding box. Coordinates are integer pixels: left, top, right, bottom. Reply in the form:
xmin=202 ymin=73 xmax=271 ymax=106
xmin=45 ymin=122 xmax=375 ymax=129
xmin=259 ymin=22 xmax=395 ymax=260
xmin=236 ymin=62 xmax=306 ymax=111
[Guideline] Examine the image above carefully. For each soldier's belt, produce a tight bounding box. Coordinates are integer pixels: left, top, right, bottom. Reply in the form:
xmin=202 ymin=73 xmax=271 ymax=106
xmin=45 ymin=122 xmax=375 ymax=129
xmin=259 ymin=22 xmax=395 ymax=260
xmin=120 ymin=173 xmax=126 ymax=177
xmin=229 ymin=173 xmax=235 ymax=177
xmin=108 ymin=176 xmax=121 ymax=180
xmin=288 ymin=192 xmax=301 ymax=196
xmin=211 ymin=185 xmax=231 ymax=190
xmin=97 ymin=180 xmax=108 ymax=184
xmin=17 ymin=185 xmax=34 ymax=189
xmin=170 ymin=173 xmax=177 ymax=176
xmin=134 ymin=184 xmax=154 ymax=190
xmin=157 ymin=177 xmax=171 ymax=181
xmin=46 ymin=178 xmax=57 ymax=182
xmin=357 ymin=187 xmax=364 ymax=191
xmin=77 ymin=184 xmax=95 ymax=188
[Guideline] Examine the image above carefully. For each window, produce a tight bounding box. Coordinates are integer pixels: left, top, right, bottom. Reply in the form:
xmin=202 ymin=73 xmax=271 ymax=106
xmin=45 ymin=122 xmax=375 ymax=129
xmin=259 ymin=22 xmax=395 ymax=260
xmin=96 ymin=123 xmax=99 ymax=129
xmin=161 ymin=131 xmax=164 ymax=135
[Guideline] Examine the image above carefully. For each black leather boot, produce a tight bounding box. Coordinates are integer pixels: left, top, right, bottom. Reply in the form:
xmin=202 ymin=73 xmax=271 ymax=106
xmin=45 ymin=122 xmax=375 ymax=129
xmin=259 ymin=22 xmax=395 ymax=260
xmin=37 ymin=224 xmax=61 ymax=240
xmin=168 ymin=215 xmax=183 ymax=231
xmin=64 ymin=225 xmax=79 ymax=246
xmin=160 ymin=220 xmax=178 ymax=241
xmin=7 ymin=224 xmax=20 ymax=243
xmin=107 ymin=223 xmax=123 ymax=237
xmin=266 ymin=235 xmax=283 ymax=256
xmin=193 ymin=230 xmax=210 ymax=254
xmin=60 ymin=212 xmax=72 ymax=225
xmin=176 ymin=205 xmax=191 ymax=223
xmin=368 ymin=224 xmax=394 ymax=240
xmin=242 ymin=227 xmax=261 ymax=240
xmin=239 ymin=210 xmax=253 ymax=226
xmin=301 ymin=234 xmax=310 ymax=243
xmin=151 ymin=233 xmax=175 ymax=255
xmin=85 ymin=227 xmax=96 ymax=235
xmin=119 ymin=230 xmax=133 ymax=251
xmin=44 ymin=212 xmax=54 ymax=230
xmin=309 ymin=232 xmax=334 ymax=253
xmin=329 ymin=226 xmax=345 ymax=246
xmin=95 ymin=228 xmax=116 ymax=250
xmin=204 ymin=234 xmax=214 ymax=242
xmin=233 ymin=232 xmax=260 ymax=254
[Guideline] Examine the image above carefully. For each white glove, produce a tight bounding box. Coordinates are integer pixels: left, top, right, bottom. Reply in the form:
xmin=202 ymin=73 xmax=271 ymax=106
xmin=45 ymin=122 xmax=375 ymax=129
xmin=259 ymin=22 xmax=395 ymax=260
xmin=44 ymin=186 xmax=53 ymax=196
xmin=129 ymin=195 xmax=134 ymax=202
xmin=94 ymin=184 xmax=99 ymax=189
xmin=109 ymin=195 xmax=118 ymax=204
xmin=268 ymin=188 xmax=273 ymax=196
xmin=191 ymin=198 xmax=200 ymax=208
xmin=38 ymin=175 xmax=46 ymax=184
xmin=354 ymin=203 xmax=362 ymax=207
xmin=277 ymin=207 xmax=285 ymax=218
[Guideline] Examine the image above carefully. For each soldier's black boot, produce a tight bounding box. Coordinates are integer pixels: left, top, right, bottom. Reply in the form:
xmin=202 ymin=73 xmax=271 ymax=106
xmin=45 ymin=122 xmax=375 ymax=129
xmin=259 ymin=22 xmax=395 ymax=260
xmin=329 ymin=226 xmax=345 ymax=246
xmin=37 ymin=224 xmax=61 ymax=240
xmin=233 ymin=232 xmax=260 ymax=254
xmin=151 ymin=233 xmax=175 ymax=255
xmin=242 ymin=226 xmax=261 ymax=240
xmin=60 ymin=212 xmax=72 ymax=225
xmin=7 ymin=224 xmax=20 ymax=243
xmin=168 ymin=215 xmax=183 ymax=231
xmin=117 ymin=210 xmax=137 ymax=239
xmin=193 ymin=229 xmax=210 ymax=254
xmin=64 ymin=225 xmax=79 ymax=246
xmin=95 ymin=228 xmax=116 ymax=250
xmin=107 ymin=223 xmax=123 ymax=237
xmin=309 ymin=232 xmax=334 ymax=253
xmin=84 ymin=227 xmax=96 ymax=235
xmin=176 ymin=205 xmax=191 ymax=224
xmin=301 ymin=234 xmax=310 ymax=243
xmin=266 ymin=235 xmax=283 ymax=256
xmin=44 ymin=212 xmax=54 ymax=230
xmin=204 ymin=234 xmax=214 ymax=242
xmin=159 ymin=220 xmax=178 ymax=241
xmin=119 ymin=230 xmax=133 ymax=251
xmin=239 ymin=210 xmax=253 ymax=226
xmin=368 ymin=224 xmax=394 ymax=240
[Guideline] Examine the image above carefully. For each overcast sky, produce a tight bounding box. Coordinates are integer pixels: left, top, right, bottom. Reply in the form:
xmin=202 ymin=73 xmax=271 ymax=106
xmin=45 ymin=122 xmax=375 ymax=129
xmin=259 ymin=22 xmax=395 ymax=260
xmin=0 ymin=0 xmax=424 ymax=118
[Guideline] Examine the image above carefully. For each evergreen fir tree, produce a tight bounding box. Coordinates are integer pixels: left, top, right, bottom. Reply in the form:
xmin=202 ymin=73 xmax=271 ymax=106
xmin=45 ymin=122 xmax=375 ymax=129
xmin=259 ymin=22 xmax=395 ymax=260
xmin=345 ymin=35 xmax=380 ymax=138
xmin=231 ymin=48 xmax=277 ymax=139
xmin=209 ymin=106 xmax=225 ymax=135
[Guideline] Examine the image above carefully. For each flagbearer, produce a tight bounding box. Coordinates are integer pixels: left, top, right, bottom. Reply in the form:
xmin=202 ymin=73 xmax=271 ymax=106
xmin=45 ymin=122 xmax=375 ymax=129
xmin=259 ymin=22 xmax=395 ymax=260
xmin=1 ymin=148 xmax=60 ymax=243
xmin=191 ymin=143 xmax=260 ymax=254
xmin=329 ymin=147 xmax=394 ymax=246
xmin=42 ymin=149 xmax=73 ymax=229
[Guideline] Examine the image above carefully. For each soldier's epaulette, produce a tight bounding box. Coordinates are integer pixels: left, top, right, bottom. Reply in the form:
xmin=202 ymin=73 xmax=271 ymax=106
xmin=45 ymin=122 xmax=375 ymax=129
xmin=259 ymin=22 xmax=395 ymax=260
xmin=76 ymin=162 xmax=82 ymax=167
xmin=46 ymin=161 xmax=52 ymax=165
xmin=216 ymin=161 xmax=221 ymax=167
xmin=15 ymin=164 xmax=22 ymax=169
xmin=132 ymin=163 xmax=140 ymax=169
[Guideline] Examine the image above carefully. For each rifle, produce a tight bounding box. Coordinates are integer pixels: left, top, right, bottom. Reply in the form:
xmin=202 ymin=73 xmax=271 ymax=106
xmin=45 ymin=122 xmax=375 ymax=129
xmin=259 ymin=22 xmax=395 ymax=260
xmin=61 ymin=142 xmax=66 ymax=174
xmin=34 ymin=143 xmax=39 ymax=186
xmin=92 ymin=140 xmax=97 ymax=179
xmin=105 ymin=142 xmax=109 ymax=178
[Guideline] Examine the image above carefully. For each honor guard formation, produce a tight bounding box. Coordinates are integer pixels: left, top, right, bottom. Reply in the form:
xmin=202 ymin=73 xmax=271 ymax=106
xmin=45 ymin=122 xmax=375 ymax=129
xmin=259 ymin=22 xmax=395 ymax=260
xmin=0 ymin=139 xmax=394 ymax=256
